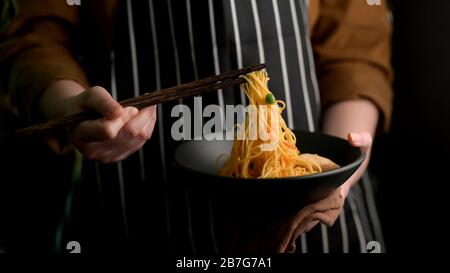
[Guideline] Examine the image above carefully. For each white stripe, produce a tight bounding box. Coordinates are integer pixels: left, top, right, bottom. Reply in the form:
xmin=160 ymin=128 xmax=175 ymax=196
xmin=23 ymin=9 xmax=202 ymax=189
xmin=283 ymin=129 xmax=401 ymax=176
xmin=289 ymin=0 xmax=314 ymax=132
xmin=339 ymin=209 xmax=349 ymax=253
xmin=94 ymin=162 xmax=104 ymax=208
xmin=111 ymin=51 xmax=129 ymax=237
xmin=142 ymin=0 xmax=172 ymax=235
xmin=320 ymin=223 xmax=329 ymax=253
xmin=353 ymin=183 xmax=375 ymax=242
xmin=349 ymin=193 xmax=368 ymax=253
xmin=111 ymin=51 xmax=118 ymax=99
xmin=300 ymin=233 xmax=308 ymax=253
xmin=186 ymin=0 xmax=203 ymax=140
xmin=148 ymin=0 xmax=161 ymax=90
xmin=299 ymin=0 xmax=321 ymax=110
xmin=185 ymin=189 xmax=197 ymax=253
xmin=230 ymin=0 xmax=247 ymax=105
xmin=156 ymin=113 xmax=168 ymax=179
xmin=186 ymin=0 xmax=199 ymax=80
xmin=208 ymin=0 xmax=225 ymax=111
xmin=362 ymin=172 xmax=385 ymax=249
xmin=169 ymin=1 xmax=195 ymax=250
xmin=305 ymin=34 xmax=320 ymax=110
xmin=272 ymin=0 xmax=294 ymax=129
xmin=117 ymin=162 xmax=129 ymax=237
xmin=167 ymin=0 xmax=183 ymax=105
xmin=207 ymin=197 xmax=219 ymax=254
xmin=164 ymin=193 xmax=171 ymax=239
xmin=126 ymin=0 xmax=140 ymax=98
xmin=251 ymin=0 xmax=265 ymax=63
xmin=149 ymin=0 xmax=167 ymax=181
xmin=126 ymin=0 xmax=146 ymax=182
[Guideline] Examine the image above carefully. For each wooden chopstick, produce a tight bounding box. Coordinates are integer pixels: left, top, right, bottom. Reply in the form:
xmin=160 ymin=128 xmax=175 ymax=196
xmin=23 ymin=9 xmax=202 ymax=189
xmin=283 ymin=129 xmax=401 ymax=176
xmin=16 ymin=63 xmax=266 ymax=137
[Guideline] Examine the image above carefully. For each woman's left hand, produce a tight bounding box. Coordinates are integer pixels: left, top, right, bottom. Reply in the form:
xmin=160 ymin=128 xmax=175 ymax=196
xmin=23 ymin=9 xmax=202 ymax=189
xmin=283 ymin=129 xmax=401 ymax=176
xmin=274 ymin=131 xmax=373 ymax=253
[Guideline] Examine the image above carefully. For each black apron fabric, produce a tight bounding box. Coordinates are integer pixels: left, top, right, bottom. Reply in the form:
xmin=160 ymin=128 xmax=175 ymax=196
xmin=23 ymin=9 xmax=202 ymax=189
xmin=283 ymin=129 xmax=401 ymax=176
xmin=69 ymin=0 xmax=385 ymax=254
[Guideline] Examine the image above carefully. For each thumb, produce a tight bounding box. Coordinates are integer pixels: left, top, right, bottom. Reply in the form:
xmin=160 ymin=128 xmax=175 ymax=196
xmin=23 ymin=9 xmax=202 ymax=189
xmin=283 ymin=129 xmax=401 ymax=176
xmin=80 ymin=86 xmax=123 ymax=119
xmin=348 ymin=132 xmax=372 ymax=151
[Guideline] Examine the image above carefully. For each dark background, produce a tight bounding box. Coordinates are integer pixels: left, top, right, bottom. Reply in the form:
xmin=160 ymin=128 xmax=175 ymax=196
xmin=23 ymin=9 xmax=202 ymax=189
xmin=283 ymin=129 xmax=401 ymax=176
xmin=373 ymin=0 xmax=450 ymax=252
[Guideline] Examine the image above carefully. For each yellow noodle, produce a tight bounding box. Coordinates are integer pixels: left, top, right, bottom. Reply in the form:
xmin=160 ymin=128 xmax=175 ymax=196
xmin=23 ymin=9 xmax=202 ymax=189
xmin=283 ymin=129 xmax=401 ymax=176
xmin=219 ymin=70 xmax=324 ymax=178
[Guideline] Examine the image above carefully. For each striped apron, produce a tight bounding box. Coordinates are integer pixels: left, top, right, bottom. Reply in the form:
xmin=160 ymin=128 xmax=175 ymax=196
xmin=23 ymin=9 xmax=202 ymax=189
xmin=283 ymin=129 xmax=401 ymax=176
xmin=69 ymin=0 xmax=385 ymax=254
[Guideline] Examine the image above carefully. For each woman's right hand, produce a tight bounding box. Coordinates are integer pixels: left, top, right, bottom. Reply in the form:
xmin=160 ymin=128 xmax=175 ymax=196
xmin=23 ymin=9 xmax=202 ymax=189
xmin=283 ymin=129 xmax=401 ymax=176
xmin=39 ymin=80 xmax=157 ymax=163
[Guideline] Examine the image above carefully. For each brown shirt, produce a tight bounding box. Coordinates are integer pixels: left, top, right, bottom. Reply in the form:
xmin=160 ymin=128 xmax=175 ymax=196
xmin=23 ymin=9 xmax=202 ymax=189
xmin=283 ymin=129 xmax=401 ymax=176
xmin=0 ymin=0 xmax=393 ymax=131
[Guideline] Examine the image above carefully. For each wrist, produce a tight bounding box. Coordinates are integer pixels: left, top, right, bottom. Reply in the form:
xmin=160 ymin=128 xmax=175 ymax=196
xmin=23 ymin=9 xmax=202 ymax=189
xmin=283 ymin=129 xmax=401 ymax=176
xmin=321 ymin=99 xmax=378 ymax=139
xmin=38 ymin=80 xmax=86 ymax=120
xmin=340 ymin=182 xmax=351 ymax=199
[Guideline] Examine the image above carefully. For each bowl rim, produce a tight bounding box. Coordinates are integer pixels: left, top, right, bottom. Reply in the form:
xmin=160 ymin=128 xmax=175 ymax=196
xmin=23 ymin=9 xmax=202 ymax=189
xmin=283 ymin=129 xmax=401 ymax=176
xmin=173 ymin=131 xmax=366 ymax=182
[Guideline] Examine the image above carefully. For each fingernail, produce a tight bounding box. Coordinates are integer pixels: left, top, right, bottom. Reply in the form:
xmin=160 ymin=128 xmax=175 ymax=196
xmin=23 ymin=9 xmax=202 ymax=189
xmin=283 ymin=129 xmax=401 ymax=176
xmin=349 ymin=132 xmax=362 ymax=146
xmin=128 ymin=107 xmax=139 ymax=115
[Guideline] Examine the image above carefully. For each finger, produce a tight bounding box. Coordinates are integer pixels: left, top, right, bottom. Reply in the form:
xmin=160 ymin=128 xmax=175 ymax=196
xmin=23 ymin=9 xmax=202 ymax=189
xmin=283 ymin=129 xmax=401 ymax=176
xmin=109 ymin=141 xmax=146 ymax=163
xmin=275 ymin=209 xmax=311 ymax=253
xmin=95 ymin=106 xmax=157 ymax=162
xmin=72 ymin=107 xmax=138 ymax=142
xmin=279 ymin=190 xmax=344 ymax=253
xmin=285 ymin=239 xmax=296 ymax=253
xmin=81 ymin=86 xmax=124 ymax=119
xmin=303 ymin=220 xmax=320 ymax=233
xmin=309 ymin=189 xmax=344 ymax=212
xmin=289 ymin=218 xmax=320 ymax=247
xmin=93 ymin=144 xmax=144 ymax=164
xmin=286 ymin=219 xmax=320 ymax=253
xmin=312 ymin=210 xmax=341 ymax=227
xmin=94 ymin=134 xmax=144 ymax=163
xmin=146 ymin=105 xmax=157 ymax=134
xmin=348 ymin=132 xmax=373 ymax=149
xmin=121 ymin=105 xmax=157 ymax=142
xmin=74 ymin=135 xmax=142 ymax=164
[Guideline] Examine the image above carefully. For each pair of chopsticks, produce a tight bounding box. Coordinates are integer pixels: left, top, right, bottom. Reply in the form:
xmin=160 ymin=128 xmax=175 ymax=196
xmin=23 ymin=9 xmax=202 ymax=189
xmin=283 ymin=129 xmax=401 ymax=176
xmin=16 ymin=63 xmax=266 ymax=137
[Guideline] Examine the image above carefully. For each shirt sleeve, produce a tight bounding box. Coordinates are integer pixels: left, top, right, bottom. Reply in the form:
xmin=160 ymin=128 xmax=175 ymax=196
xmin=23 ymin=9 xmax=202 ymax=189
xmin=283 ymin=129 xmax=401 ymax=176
xmin=0 ymin=0 xmax=88 ymax=123
xmin=312 ymin=0 xmax=393 ymax=132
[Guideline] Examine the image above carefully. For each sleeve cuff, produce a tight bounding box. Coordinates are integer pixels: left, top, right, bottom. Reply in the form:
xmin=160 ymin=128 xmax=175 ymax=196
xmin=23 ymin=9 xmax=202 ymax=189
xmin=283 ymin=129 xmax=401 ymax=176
xmin=318 ymin=62 xmax=393 ymax=132
xmin=8 ymin=45 xmax=89 ymax=123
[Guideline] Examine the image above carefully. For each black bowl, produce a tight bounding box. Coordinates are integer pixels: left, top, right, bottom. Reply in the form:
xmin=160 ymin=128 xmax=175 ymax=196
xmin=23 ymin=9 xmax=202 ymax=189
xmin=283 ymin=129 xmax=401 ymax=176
xmin=173 ymin=130 xmax=365 ymax=217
